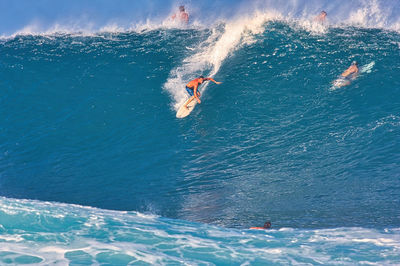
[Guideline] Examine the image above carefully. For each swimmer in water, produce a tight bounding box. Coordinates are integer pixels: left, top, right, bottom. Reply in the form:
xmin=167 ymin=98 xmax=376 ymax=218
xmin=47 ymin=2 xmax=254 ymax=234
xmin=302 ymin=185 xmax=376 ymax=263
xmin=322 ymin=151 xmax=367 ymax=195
xmin=250 ymin=221 xmax=271 ymax=230
xmin=315 ymin=11 xmax=327 ymax=22
xmin=172 ymin=5 xmax=189 ymax=24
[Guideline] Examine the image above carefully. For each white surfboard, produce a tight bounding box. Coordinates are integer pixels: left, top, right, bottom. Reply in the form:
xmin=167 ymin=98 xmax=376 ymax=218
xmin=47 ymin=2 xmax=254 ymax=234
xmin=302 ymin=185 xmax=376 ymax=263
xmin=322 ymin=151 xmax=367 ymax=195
xmin=360 ymin=61 xmax=375 ymax=74
xmin=176 ymin=98 xmax=198 ymax=118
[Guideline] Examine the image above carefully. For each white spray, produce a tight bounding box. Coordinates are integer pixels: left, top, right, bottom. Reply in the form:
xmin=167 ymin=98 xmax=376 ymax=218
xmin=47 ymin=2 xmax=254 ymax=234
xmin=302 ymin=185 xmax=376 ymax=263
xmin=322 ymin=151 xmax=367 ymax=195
xmin=163 ymin=11 xmax=282 ymax=110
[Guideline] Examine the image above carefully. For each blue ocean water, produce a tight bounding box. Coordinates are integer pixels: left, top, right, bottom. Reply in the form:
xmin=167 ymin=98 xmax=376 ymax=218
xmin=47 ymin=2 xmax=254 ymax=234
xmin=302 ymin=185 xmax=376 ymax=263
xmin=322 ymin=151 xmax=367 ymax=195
xmin=1 ymin=0 xmax=400 ymax=264
xmin=1 ymin=197 xmax=399 ymax=265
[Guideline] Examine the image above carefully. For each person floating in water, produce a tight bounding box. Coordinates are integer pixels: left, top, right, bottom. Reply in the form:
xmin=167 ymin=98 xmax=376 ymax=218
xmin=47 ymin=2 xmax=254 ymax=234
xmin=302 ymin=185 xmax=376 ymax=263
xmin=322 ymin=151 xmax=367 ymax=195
xmin=172 ymin=5 xmax=189 ymax=24
xmin=315 ymin=11 xmax=327 ymax=22
xmin=184 ymin=76 xmax=221 ymax=109
xmin=250 ymin=221 xmax=271 ymax=230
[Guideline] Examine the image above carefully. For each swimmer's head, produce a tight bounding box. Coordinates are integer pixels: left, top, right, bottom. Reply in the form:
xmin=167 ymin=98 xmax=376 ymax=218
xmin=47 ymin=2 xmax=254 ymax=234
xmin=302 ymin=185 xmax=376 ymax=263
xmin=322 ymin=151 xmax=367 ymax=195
xmin=263 ymin=221 xmax=271 ymax=229
xmin=319 ymin=11 xmax=327 ymax=19
xmin=352 ymin=61 xmax=358 ymax=66
xmin=199 ymin=75 xmax=204 ymax=79
xmin=179 ymin=5 xmax=185 ymax=12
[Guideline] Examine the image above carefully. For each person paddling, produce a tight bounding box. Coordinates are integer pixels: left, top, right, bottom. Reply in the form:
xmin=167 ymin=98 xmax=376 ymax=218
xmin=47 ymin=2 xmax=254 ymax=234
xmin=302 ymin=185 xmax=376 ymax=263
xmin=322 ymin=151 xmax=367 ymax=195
xmin=184 ymin=76 xmax=222 ymax=109
xmin=341 ymin=61 xmax=359 ymax=78
xmin=338 ymin=61 xmax=359 ymax=86
xmin=332 ymin=60 xmax=359 ymax=88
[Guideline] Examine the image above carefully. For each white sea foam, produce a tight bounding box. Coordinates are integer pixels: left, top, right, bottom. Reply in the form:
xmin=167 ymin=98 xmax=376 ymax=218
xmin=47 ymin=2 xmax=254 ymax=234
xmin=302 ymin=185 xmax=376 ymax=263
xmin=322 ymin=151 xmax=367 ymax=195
xmin=0 ymin=234 xmax=24 ymax=242
xmin=1 ymin=0 xmax=400 ymax=39
xmin=1 ymin=195 xmax=400 ymax=265
xmin=344 ymin=0 xmax=399 ymax=30
xmin=369 ymin=115 xmax=400 ymax=132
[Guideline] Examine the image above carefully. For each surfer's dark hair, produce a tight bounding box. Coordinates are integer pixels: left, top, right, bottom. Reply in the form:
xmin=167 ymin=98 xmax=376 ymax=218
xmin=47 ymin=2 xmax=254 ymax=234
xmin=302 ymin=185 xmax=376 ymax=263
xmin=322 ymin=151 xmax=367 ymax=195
xmin=179 ymin=5 xmax=185 ymax=11
xmin=199 ymin=75 xmax=204 ymax=79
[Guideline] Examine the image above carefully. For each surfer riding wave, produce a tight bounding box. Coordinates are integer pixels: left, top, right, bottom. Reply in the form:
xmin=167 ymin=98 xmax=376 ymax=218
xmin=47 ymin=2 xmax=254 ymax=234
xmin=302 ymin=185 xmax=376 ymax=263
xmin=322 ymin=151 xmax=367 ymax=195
xmin=184 ymin=76 xmax=221 ymax=109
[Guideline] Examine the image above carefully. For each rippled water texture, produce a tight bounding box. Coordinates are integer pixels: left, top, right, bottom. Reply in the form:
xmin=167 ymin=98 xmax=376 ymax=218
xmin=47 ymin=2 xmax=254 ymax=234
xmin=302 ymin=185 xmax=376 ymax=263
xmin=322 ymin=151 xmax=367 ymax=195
xmin=0 ymin=197 xmax=399 ymax=265
xmin=1 ymin=23 xmax=399 ymax=229
xmin=1 ymin=0 xmax=400 ymax=263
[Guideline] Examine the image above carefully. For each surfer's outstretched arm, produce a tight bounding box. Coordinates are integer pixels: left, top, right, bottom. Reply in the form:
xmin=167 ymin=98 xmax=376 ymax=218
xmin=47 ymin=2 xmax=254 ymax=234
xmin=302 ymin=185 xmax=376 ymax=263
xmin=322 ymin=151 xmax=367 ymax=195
xmin=205 ymin=77 xmax=222 ymax=84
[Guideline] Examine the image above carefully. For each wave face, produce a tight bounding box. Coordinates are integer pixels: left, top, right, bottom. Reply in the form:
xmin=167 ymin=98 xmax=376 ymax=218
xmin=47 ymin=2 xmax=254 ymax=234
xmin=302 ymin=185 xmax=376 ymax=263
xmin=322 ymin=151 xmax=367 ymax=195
xmin=1 ymin=2 xmax=400 ymax=263
xmin=1 ymin=197 xmax=399 ymax=265
xmin=1 ymin=20 xmax=400 ymax=229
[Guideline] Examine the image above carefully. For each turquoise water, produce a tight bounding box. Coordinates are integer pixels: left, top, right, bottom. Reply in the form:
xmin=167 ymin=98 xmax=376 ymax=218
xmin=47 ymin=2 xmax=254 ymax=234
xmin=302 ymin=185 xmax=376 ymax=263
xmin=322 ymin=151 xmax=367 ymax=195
xmin=1 ymin=197 xmax=399 ymax=265
xmin=1 ymin=0 xmax=400 ymax=264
